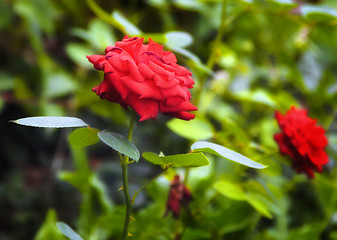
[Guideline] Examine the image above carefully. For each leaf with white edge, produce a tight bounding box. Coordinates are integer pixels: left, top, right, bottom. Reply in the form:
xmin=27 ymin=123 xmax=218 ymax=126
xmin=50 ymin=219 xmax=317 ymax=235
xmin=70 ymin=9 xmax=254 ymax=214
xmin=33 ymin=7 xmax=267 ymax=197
xmin=164 ymin=31 xmax=193 ymax=48
xmin=191 ymin=141 xmax=267 ymax=169
xmin=98 ymin=131 xmax=140 ymax=162
xmin=56 ymin=222 xmax=83 ymax=240
xmin=142 ymin=152 xmax=209 ymax=167
xmin=268 ymin=0 xmax=296 ymax=6
xmin=167 ymin=117 xmax=213 ymax=141
xmin=301 ymin=5 xmax=337 ymax=22
xmin=267 ymin=0 xmax=297 ymax=10
xmin=68 ymin=127 xmax=100 ymax=148
xmin=214 ymin=180 xmax=246 ymax=201
xmin=11 ymin=116 xmax=88 ymax=128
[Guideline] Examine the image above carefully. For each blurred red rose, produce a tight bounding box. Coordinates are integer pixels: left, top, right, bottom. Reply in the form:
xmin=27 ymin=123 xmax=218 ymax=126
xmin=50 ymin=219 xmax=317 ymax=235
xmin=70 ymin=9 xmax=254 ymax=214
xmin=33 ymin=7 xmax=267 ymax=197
xmin=165 ymin=175 xmax=192 ymax=218
xmin=87 ymin=35 xmax=197 ymax=121
xmin=274 ymin=106 xmax=329 ymax=178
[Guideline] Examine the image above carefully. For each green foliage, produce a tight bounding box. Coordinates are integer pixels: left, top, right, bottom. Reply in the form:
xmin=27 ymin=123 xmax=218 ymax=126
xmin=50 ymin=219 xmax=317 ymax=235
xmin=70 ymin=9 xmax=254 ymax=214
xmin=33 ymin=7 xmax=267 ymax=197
xmin=11 ymin=116 xmax=88 ymax=128
xmin=97 ymin=131 xmax=140 ymax=162
xmin=58 ymin=147 xmax=114 ymax=238
xmin=167 ymin=117 xmax=214 ymax=140
xmin=56 ymin=222 xmax=83 ymax=240
xmin=191 ymin=141 xmax=267 ymax=169
xmin=3 ymin=0 xmax=337 ymax=239
xmin=68 ymin=127 xmax=100 ymax=148
xmin=142 ymin=152 xmax=209 ymax=167
xmin=34 ymin=210 xmax=66 ymax=240
xmin=301 ymin=5 xmax=337 ymax=21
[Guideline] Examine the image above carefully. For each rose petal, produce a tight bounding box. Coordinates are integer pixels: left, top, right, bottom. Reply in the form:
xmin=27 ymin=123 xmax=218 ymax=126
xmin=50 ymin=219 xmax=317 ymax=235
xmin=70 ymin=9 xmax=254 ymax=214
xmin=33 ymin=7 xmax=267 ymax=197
xmin=120 ymin=76 xmax=162 ymax=99
xmin=154 ymin=75 xmax=180 ymax=89
xmin=88 ymin=35 xmax=197 ymax=122
xmin=166 ymin=96 xmax=185 ymax=106
xmin=138 ymin=63 xmax=156 ymax=79
xmin=159 ymin=101 xmax=197 ymax=113
xmin=87 ymin=55 xmax=106 ymax=70
xmin=126 ymin=93 xmax=159 ymax=121
xmin=165 ymin=111 xmax=195 ymax=120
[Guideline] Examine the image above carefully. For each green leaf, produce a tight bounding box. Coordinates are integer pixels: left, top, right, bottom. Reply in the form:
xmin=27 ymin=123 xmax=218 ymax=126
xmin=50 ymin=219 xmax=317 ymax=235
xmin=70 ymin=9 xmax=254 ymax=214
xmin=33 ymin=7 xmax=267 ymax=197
xmin=142 ymin=152 xmax=209 ymax=167
xmin=112 ymin=10 xmax=142 ymax=35
xmin=0 ymin=71 xmax=15 ymax=91
xmin=34 ymin=210 xmax=65 ymax=240
xmin=71 ymin=19 xmax=116 ymax=51
xmin=11 ymin=116 xmax=88 ymax=128
xmin=87 ymin=19 xmax=116 ymax=49
xmin=164 ymin=31 xmax=193 ymax=48
xmin=66 ymin=43 xmax=95 ymax=68
xmin=44 ymin=72 xmax=76 ymax=98
xmin=168 ymin=46 xmax=212 ymax=74
xmin=268 ymin=0 xmax=296 ymax=7
xmin=68 ymin=127 xmax=100 ymax=148
xmin=98 ymin=131 xmax=140 ymax=161
xmin=235 ymin=89 xmax=278 ymax=108
xmin=214 ymin=181 xmax=246 ymax=201
xmin=301 ymin=5 xmax=337 ymax=22
xmin=167 ymin=117 xmax=213 ymax=141
xmin=190 ymin=141 xmax=267 ymax=169
xmin=56 ymin=222 xmax=83 ymax=240
xmin=245 ymin=193 xmax=273 ymax=219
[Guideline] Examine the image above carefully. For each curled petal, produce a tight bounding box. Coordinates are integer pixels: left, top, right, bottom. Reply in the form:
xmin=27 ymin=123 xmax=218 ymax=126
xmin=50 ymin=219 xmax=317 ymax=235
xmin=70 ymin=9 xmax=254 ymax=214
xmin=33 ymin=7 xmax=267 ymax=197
xmin=274 ymin=106 xmax=328 ymax=178
xmin=159 ymin=101 xmax=197 ymax=113
xmin=165 ymin=111 xmax=195 ymax=120
xmin=125 ymin=93 xmax=159 ymax=121
xmin=87 ymin=35 xmax=197 ymax=122
xmin=86 ymin=55 xmax=106 ymax=70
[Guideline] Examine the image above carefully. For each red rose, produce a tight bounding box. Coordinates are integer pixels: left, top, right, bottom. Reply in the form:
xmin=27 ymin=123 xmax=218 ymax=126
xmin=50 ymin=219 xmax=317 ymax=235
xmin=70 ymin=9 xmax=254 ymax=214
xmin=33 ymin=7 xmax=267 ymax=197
xmin=274 ymin=106 xmax=329 ymax=178
xmin=87 ymin=35 xmax=197 ymax=121
xmin=165 ymin=175 xmax=192 ymax=218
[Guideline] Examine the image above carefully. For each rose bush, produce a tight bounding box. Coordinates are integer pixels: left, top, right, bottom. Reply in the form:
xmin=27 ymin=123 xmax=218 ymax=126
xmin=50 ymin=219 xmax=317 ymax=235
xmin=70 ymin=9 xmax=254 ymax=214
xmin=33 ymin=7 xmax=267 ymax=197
xmin=274 ymin=106 xmax=329 ymax=178
xmin=87 ymin=35 xmax=197 ymax=121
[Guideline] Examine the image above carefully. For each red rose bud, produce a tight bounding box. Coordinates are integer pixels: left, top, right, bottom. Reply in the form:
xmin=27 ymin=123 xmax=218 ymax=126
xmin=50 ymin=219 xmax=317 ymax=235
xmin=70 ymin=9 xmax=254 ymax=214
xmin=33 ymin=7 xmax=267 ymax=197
xmin=165 ymin=175 xmax=193 ymax=219
xmin=87 ymin=35 xmax=197 ymax=121
xmin=274 ymin=106 xmax=329 ymax=178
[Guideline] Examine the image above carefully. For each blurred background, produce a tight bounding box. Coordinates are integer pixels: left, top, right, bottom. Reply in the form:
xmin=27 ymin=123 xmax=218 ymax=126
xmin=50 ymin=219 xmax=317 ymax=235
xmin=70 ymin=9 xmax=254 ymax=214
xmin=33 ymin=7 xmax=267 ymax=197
xmin=1 ymin=0 xmax=337 ymax=239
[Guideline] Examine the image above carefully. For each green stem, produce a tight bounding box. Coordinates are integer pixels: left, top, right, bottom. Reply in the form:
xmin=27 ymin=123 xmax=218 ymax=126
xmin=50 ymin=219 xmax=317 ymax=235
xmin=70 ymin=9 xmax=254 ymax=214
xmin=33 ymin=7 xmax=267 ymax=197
xmin=85 ymin=0 xmax=127 ymax=34
xmin=183 ymin=168 xmax=190 ymax=185
xmin=206 ymin=0 xmax=228 ymax=70
xmin=132 ymin=165 xmax=171 ymax=205
xmin=121 ymin=111 xmax=136 ymax=240
xmin=194 ymin=0 xmax=228 ymax=106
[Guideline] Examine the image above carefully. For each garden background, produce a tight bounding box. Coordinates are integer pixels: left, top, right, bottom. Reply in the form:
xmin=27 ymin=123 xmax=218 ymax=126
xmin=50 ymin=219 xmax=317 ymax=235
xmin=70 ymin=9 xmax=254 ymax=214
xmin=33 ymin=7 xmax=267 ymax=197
xmin=1 ymin=0 xmax=337 ymax=239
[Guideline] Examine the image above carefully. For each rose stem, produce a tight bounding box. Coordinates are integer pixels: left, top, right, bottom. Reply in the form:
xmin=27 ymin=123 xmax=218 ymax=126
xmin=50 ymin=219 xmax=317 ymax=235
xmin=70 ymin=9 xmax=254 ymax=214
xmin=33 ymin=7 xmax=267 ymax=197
xmin=185 ymin=0 xmax=228 ymax=186
xmin=121 ymin=110 xmax=136 ymax=240
xmin=194 ymin=0 xmax=228 ymax=106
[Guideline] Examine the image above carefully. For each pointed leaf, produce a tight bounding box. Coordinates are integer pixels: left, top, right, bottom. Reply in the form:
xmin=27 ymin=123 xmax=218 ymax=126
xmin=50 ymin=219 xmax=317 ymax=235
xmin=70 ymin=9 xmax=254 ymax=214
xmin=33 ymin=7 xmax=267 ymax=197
xmin=164 ymin=31 xmax=193 ymax=48
xmin=68 ymin=127 xmax=100 ymax=148
xmin=112 ymin=10 xmax=142 ymax=35
xmin=11 ymin=116 xmax=88 ymax=128
xmin=245 ymin=193 xmax=273 ymax=219
xmin=35 ymin=210 xmax=65 ymax=240
xmin=98 ymin=131 xmax=140 ymax=162
xmin=142 ymin=152 xmax=209 ymax=167
xmin=167 ymin=117 xmax=213 ymax=141
xmin=268 ymin=0 xmax=296 ymax=7
xmin=56 ymin=222 xmax=83 ymax=240
xmin=214 ymin=181 xmax=246 ymax=201
xmin=191 ymin=141 xmax=267 ymax=169
xmin=301 ymin=5 xmax=337 ymax=22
